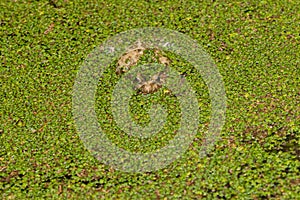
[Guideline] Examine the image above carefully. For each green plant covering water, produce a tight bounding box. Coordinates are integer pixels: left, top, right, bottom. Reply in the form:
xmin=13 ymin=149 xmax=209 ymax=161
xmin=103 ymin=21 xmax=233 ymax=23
xmin=0 ymin=0 xmax=299 ymax=199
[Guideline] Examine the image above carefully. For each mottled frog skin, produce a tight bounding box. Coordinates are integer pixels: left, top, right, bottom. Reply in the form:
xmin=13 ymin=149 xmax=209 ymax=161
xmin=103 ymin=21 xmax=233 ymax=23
xmin=116 ymin=42 xmax=171 ymax=94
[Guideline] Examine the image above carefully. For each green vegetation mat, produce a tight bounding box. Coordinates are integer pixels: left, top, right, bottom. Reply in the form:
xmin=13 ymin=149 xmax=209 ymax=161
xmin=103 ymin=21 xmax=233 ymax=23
xmin=1 ymin=0 xmax=299 ymax=199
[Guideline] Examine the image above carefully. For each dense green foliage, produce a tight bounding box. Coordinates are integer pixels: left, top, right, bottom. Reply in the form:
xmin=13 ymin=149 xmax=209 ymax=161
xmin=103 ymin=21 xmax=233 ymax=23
xmin=1 ymin=0 xmax=299 ymax=199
